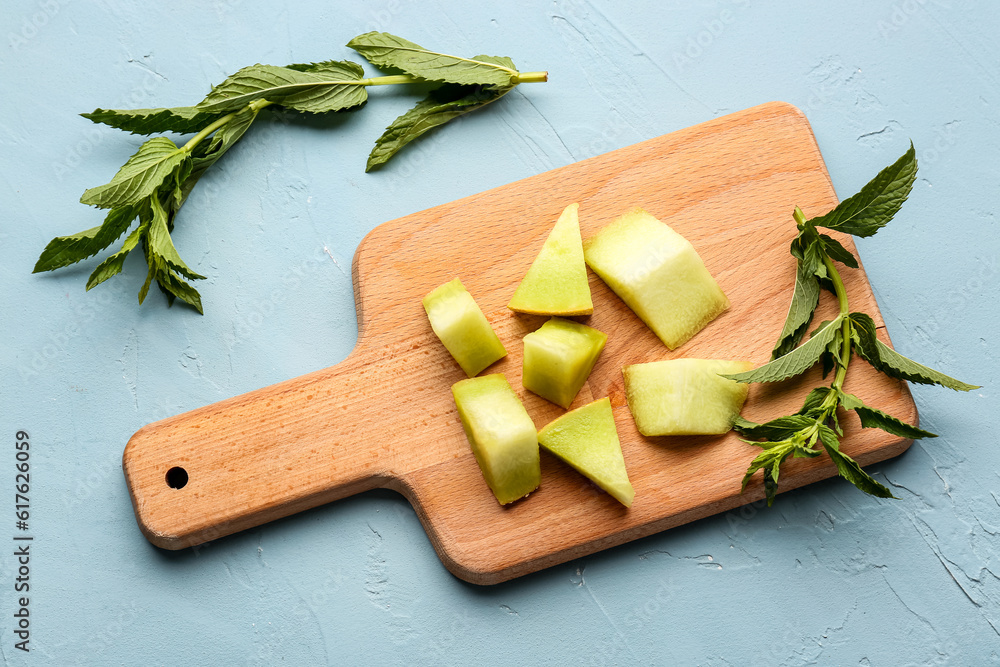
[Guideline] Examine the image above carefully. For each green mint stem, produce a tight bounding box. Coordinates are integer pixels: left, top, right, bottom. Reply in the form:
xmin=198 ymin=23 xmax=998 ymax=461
xmin=182 ymin=113 xmax=237 ymax=152
xmin=182 ymin=99 xmax=274 ymax=154
xmin=514 ymin=71 xmax=548 ymax=83
xmin=359 ymin=74 xmax=423 ymax=86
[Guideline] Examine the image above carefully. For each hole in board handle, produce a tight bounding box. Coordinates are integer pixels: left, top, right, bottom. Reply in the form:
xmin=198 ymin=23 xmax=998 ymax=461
xmin=165 ymin=467 xmax=189 ymax=489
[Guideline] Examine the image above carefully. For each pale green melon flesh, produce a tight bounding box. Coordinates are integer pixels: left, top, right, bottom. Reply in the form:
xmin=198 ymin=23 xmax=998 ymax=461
xmin=423 ymin=278 xmax=507 ymax=377
xmin=522 ymin=317 xmax=607 ymax=409
xmin=452 ymin=374 xmax=541 ymax=505
xmin=537 ymin=397 xmax=634 ymax=507
xmin=622 ymin=358 xmax=753 ymax=436
xmin=508 ymin=203 xmax=594 ymax=316
xmin=583 ymin=208 xmax=729 ymax=349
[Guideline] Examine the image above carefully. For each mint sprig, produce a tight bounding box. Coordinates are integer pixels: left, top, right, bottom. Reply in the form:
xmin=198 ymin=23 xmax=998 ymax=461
xmin=725 ymin=143 xmax=978 ymax=505
xmin=33 ymin=33 xmax=547 ymax=313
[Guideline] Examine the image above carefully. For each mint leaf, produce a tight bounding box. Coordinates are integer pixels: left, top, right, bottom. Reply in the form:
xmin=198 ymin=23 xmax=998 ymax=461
xmin=816 ymin=426 xmax=896 ymax=498
xmin=800 ymin=386 xmax=836 ymax=415
xmin=85 ymin=218 xmax=149 ymax=290
xmin=195 ymin=63 xmax=367 ymax=114
xmin=33 ymin=204 xmax=140 ymax=272
xmin=81 ymin=107 xmax=225 ymax=135
xmin=839 ymin=392 xmax=937 ymax=438
xmin=741 ymin=440 xmax=795 ymax=501
xmin=347 ymin=32 xmax=517 ymax=87
xmin=725 ymin=315 xmax=843 ymax=384
xmin=733 ymin=415 xmax=815 ymax=441
xmin=808 ymin=142 xmax=917 ymax=238
xmin=771 ymin=260 xmax=821 ymax=359
xmin=366 ymin=81 xmax=514 ymax=171
xmin=147 ymin=196 xmax=205 ymax=281
xmin=818 ymin=234 xmax=859 ymax=268
xmin=81 ymin=137 xmax=188 ymax=209
xmin=850 ymin=312 xmax=979 ymax=391
xmin=156 ymin=269 xmax=204 ymax=314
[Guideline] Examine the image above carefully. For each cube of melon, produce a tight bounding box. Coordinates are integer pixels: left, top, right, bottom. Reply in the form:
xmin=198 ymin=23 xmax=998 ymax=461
xmin=452 ymin=374 xmax=541 ymax=505
xmin=508 ymin=202 xmax=593 ymax=316
xmin=583 ymin=208 xmax=729 ymax=349
xmin=522 ymin=318 xmax=607 ymax=409
xmin=537 ymin=397 xmax=635 ymax=507
xmin=622 ymin=359 xmax=753 ymax=436
xmin=423 ymin=278 xmax=507 ymax=377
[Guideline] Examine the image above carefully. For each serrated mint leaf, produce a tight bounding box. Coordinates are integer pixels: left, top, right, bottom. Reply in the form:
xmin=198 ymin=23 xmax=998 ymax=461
xmin=81 ymin=137 xmax=188 ymax=209
xmin=285 ymin=60 xmax=366 ymax=77
xmin=347 ymin=32 xmax=517 ymax=87
xmin=741 ymin=440 xmax=794 ymax=499
xmin=734 ymin=415 xmax=815 ymax=441
xmin=820 ymin=322 xmax=845 ymax=378
xmin=147 ymin=196 xmax=205 ymax=281
xmin=799 ymin=386 xmax=836 ymax=416
xmin=725 ymin=315 xmax=843 ymax=384
xmin=771 ymin=260 xmax=821 ymax=359
xmin=817 ymin=426 xmax=896 ymax=499
xmin=819 ymin=233 xmax=859 ymax=268
xmin=365 ymin=82 xmax=514 ymax=171
xmin=808 ymin=142 xmax=917 ymax=238
xmin=33 ymin=204 xmax=140 ymax=272
xmin=849 ymin=312 xmax=979 ymax=391
xmin=156 ymin=269 xmax=204 ymax=314
xmin=839 ymin=392 xmax=936 ymax=438
xmin=803 ymin=238 xmax=828 ymax=280
xmin=82 ymin=107 xmax=226 ymax=135
xmin=85 ymin=219 xmax=149 ymax=290
xmin=137 ymin=249 xmax=160 ymax=304
xmin=196 ymin=64 xmax=368 ymax=114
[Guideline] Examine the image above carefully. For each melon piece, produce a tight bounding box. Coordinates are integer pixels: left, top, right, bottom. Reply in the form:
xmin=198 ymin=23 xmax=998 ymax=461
xmin=583 ymin=208 xmax=729 ymax=349
xmin=538 ymin=397 xmax=634 ymax=507
xmin=622 ymin=358 xmax=753 ymax=436
xmin=452 ymin=374 xmax=541 ymax=505
xmin=522 ymin=317 xmax=607 ymax=409
xmin=508 ymin=203 xmax=593 ymax=316
xmin=423 ymin=278 xmax=507 ymax=377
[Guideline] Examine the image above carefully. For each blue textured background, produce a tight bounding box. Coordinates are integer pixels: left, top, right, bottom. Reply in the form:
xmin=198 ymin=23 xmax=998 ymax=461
xmin=2 ymin=1 xmax=997 ymax=664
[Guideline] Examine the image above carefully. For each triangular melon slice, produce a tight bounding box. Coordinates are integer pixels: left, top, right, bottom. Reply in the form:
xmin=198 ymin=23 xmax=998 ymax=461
xmin=508 ymin=203 xmax=593 ymax=316
xmin=537 ymin=397 xmax=634 ymax=507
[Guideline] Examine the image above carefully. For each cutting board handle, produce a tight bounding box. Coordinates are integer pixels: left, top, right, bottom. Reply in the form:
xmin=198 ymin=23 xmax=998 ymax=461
xmin=122 ymin=349 xmax=400 ymax=549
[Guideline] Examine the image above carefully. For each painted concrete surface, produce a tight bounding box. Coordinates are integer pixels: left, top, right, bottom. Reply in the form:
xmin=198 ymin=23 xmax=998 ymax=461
xmin=1 ymin=0 xmax=997 ymax=664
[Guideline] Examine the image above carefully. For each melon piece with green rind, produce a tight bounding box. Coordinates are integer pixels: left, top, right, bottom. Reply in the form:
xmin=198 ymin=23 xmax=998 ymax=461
xmin=623 ymin=358 xmax=754 ymax=436
xmin=452 ymin=374 xmax=541 ymax=505
xmin=538 ymin=397 xmax=635 ymax=507
xmin=508 ymin=202 xmax=593 ymax=316
xmin=583 ymin=208 xmax=729 ymax=349
xmin=423 ymin=278 xmax=507 ymax=377
xmin=522 ymin=317 xmax=607 ymax=409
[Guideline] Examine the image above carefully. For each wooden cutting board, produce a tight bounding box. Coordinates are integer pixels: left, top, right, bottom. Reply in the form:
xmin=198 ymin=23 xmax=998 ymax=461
xmin=122 ymin=101 xmax=918 ymax=584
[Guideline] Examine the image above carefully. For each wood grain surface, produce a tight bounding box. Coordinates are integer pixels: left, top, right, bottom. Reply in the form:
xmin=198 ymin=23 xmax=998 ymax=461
xmin=122 ymin=101 xmax=918 ymax=584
